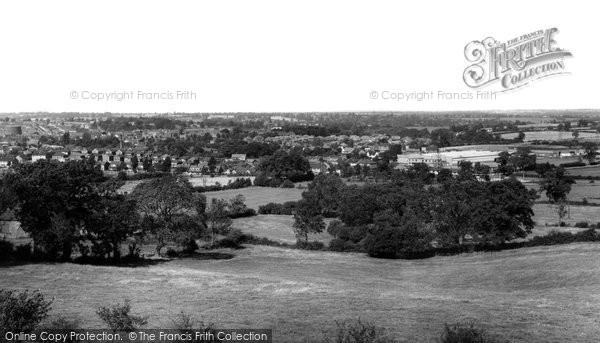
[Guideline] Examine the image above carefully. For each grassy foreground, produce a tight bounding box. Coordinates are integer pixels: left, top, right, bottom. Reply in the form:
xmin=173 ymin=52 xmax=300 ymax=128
xmin=1 ymin=244 xmax=600 ymax=342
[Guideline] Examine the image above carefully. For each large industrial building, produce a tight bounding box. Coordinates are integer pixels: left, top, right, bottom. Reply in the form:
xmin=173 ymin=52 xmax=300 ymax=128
xmin=397 ymin=150 xmax=500 ymax=169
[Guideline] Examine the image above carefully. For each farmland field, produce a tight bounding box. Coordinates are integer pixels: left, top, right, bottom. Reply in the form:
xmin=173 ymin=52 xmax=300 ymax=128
xmin=567 ymin=165 xmax=600 ymax=178
xmin=205 ymin=187 xmax=304 ymax=210
xmin=527 ymin=181 xmax=600 ymax=204
xmin=2 ymin=244 xmax=600 ymax=342
xmin=501 ymin=130 xmax=600 ymax=141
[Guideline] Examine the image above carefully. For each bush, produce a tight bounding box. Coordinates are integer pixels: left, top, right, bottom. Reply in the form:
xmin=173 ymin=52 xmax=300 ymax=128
xmin=14 ymin=244 xmax=33 ymax=261
xmin=559 ymin=161 xmax=586 ymax=168
xmin=171 ymin=311 xmax=219 ymax=342
xmin=96 ymin=300 xmax=148 ymax=332
xmin=166 ymin=247 xmax=180 ymax=258
xmin=440 ymin=323 xmax=505 ymax=343
xmin=323 ymin=319 xmax=394 ymax=343
xmin=327 ymin=220 xmax=344 ymax=238
xmin=179 ymin=238 xmax=199 ymax=254
xmin=258 ymin=201 xmax=297 ymax=215
xmin=41 ymin=315 xmax=81 ymax=330
xmin=0 ymin=240 xmax=14 ymax=261
xmin=214 ymin=228 xmax=247 ymax=249
xmin=281 ymin=179 xmax=295 ymax=188
xmin=328 ymin=239 xmax=363 ymax=252
xmin=228 ymin=208 xmax=256 ymax=219
xmin=0 ymin=289 xmax=53 ymax=331
xmin=295 ymin=240 xmax=325 ymax=250
xmin=575 ymin=221 xmax=589 ymax=228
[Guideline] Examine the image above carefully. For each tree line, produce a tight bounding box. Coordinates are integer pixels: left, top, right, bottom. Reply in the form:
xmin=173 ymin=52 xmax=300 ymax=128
xmin=0 ymin=160 xmax=253 ymax=262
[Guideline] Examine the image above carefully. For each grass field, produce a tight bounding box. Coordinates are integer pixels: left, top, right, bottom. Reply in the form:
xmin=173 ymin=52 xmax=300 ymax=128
xmin=527 ymin=181 xmax=600 ymax=204
xmin=232 ymin=215 xmax=334 ymax=244
xmin=205 ymin=187 xmax=304 ymax=210
xmin=2 ymin=244 xmax=600 ymax=342
xmin=567 ymin=165 xmax=600 ymax=178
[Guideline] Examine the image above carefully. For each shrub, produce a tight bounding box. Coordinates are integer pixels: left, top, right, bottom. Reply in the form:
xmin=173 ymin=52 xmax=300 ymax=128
xmin=323 ymin=319 xmax=394 ymax=343
xmin=0 ymin=289 xmax=53 ymax=331
xmin=166 ymin=248 xmax=180 ymax=257
xmin=327 ymin=220 xmax=345 ymax=238
xmin=295 ymin=240 xmax=325 ymax=250
xmin=214 ymin=229 xmax=246 ymax=249
xmin=228 ymin=208 xmax=256 ymax=219
xmin=281 ymin=179 xmax=295 ymax=188
xmin=14 ymin=244 xmax=33 ymax=261
xmin=0 ymin=240 xmax=14 ymax=261
xmin=96 ymin=300 xmax=148 ymax=332
xmin=440 ymin=323 xmax=505 ymax=343
xmin=559 ymin=161 xmax=586 ymax=168
xmin=258 ymin=201 xmax=297 ymax=215
xmin=329 ymin=239 xmax=363 ymax=252
xmin=179 ymin=238 xmax=199 ymax=254
xmin=171 ymin=311 xmax=219 ymax=342
xmin=575 ymin=221 xmax=589 ymax=228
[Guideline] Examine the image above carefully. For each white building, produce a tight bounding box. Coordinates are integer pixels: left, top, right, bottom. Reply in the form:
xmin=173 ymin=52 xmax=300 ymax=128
xmin=397 ymin=150 xmax=500 ymax=169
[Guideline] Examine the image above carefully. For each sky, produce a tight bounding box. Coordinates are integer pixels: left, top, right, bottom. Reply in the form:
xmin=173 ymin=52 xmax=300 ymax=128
xmin=0 ymin=0 xmax=596 ymax=113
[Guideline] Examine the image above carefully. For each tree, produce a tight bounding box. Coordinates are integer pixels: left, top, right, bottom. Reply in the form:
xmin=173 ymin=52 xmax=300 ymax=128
xmin=540 ymin=167 xmax=575 ymax=224
xmin=540 ymin=167 xmax=575 ymax=203
xmin=142 ymin=157 xmax=153 ymax=172
xmin=86 ymin=196 xmax=140 ymax=260
xmin=96 ymin=300 xmax=148 ymax=333
xmin=292 ymin=194 xmax=325 ymax=242
xmin=162 ymin=156 xmax=172 ymax=172
xmin=303 ymin=174 xmax=345 ymax=217
xmin=206 ymin=198 xmax=232 ymax=247
xmin=131 ymin=176 xmax=196 ymax=255
xmin=582 ymin=142 xmax=598 ymax=164
xmin=3 ymin=160 xmax=104 ymax=260
xmin=0 ymin=289 xmax=53 ymax=332
xmin=365 ymin=209 xmax=432 ymax=259
xmin=131 ymin=155 xmax=139 ymax=172
xmin=509 ymin=147 xmax=536 ymax=172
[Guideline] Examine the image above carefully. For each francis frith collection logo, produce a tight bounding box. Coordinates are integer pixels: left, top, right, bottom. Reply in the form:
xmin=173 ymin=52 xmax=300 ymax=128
xmin=463 ymin=28 xmax=572 ymax=92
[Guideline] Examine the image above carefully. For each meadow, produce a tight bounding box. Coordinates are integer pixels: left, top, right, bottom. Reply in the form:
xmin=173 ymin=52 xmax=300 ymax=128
xmin=232 ymin=215 xmax=334 ymax=244
xmin=205 ymin=187 xmax=304 ymax=210
xmin=501 ymin=130 xmax=600 ymax=141
xmin=2 ymin=243 xmax=600 ymax=342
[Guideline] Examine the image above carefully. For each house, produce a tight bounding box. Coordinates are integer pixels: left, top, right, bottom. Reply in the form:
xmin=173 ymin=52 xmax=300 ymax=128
xmin=230 ymin=154 xmax=247 ymax=161
xmin=51 ymin=153 xmax=66 ymax=162
xmin=32 ymin=153 xmax=46 ymax=163
xmin=0 ymin=157 xmax=10 ymax=168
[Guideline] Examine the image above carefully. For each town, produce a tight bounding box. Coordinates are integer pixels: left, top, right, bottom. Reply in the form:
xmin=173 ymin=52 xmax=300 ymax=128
xmin=2 ymin=110 xmax=600 ymax=343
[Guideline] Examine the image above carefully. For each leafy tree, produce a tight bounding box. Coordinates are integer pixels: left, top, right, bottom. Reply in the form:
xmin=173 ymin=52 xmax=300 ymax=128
xmin=131 ymin=155 xmax=139 ymax=172
xmin=293 ymin=195 xmax=325 ymax=242
xmin=365 ymin=209 xmax=432 ymax=258
xmin=326 ymin=219 xmax=345 ymax=238
xmin=86 ymin=196 xmax=139 ymax=260
xmin=540 ymin=167 xmax=575 ymax=203
xmin=257 ymin=149 xmax=313 ymax=182
xmin=303 ymin=174 xmax=345 ymax=217
xmin=436 ymin=168 xmax=453 ymax=184
xmin=582 ymin=142 xmax=598 ymax=164
xmin=0 ymin=289 xmax=53 ymax=332
xmin=131 ymin=176 xmax=196 ymax=255
xmin=509 ymin=147 xmax=536 ymax=171
xmin=96 ymin=300 xmax=148 ymax=333
xmin=540 ymin=167 xmax=575 ymax=224
xmin=162 ymin=156 xmax=172 ymax=172
xmin=457 ymin=160 xmax=475 ymax=181
xmin=3 ymin=160 xmax=104 ymax=260
xmin=473 ymin=178 xmax=537 ymax=243
xmin=206 ymin=198 xmax=232 ymax=247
